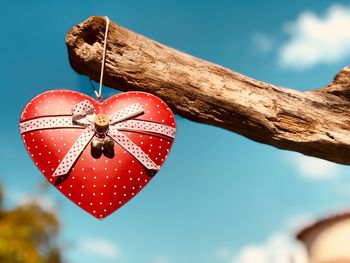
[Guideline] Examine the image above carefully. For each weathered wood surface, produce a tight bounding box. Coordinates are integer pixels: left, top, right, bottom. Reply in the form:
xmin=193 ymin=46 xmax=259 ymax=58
xmin=66 ymin=16 xmax=350 ymax=165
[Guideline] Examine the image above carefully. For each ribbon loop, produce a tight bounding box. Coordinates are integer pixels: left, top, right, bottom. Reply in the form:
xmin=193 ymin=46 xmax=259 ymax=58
xmin=72 ymin=100 xmax=95 ymax=126
xmin=109 ymin=103 xmax=144 ymax=124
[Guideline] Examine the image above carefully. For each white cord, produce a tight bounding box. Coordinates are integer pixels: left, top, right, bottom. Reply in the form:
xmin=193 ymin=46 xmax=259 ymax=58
xmin=95 ymin=16 xmax=110 ymax=101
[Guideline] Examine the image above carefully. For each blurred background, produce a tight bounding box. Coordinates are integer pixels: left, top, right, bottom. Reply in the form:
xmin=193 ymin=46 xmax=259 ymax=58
xmin=1 ymin=0 xmax=350 ymax=262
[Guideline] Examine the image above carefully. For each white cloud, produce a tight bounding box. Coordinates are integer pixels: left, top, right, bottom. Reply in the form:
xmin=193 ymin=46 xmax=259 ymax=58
xmin=284 ymin=213 xmax=315 ymax=232
xmin=19 ymin=195 xmax=56 ymax=211
xmin=78 ymin=238 xmax=120 ymax=259
xmin=284 ymin=152 xmax=339 ymax=180
xmin=231 ymin=233 xmax=308 ymax=263
xmin=279 ymin=4 xmax=350 ymax=69
xmin=215 ymin=213 xmax=315 ymax=263
xmin=152 ymin=257 xmax=171 ymax=263
xmin=215 ymin=246 xmax=232 ymax=261
xmin=251 ymin=33 xmax=274 ymax=53
xmin=8 ymin=191 xmax=56 ymax=211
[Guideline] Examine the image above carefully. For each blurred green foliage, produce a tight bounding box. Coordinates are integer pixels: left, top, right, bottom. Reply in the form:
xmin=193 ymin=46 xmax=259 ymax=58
xmin=0 ymin=186 xmax=63 ymax=263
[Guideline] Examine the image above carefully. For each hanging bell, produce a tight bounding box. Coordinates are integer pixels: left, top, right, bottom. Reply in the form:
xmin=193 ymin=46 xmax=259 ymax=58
xmin=91 ymin=139 xmax=103 ymax=159
xmin=103 ymin=138 xmax=115 ymax=158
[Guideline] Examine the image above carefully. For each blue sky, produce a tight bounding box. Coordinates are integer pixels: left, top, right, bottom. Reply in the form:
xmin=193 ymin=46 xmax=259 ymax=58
xmin=2 ymin=1 xmax=350 ymax=262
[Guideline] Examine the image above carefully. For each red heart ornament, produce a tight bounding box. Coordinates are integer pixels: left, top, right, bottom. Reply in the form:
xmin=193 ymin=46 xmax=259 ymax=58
xmin=20 ymin=90 xmax=176 ymax=219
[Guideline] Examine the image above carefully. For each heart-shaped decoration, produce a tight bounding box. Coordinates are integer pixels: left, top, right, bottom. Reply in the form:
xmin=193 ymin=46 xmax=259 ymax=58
xmin=20 ymin=90 xmax=176 ymax=219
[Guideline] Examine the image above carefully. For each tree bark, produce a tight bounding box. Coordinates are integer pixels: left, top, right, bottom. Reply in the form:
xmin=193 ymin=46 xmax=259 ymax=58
xmin=66 ymin=16 xmax=350 ymax=165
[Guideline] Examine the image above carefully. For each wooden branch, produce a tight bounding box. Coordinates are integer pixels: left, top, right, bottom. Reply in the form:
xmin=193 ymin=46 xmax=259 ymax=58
xmin=66 ymin=16 xmax=350 ymax=165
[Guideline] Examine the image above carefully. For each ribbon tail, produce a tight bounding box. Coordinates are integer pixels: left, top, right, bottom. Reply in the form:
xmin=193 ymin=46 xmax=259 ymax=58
xmin=52 ymin=126 xmax=95 ymax=177
xmin=108 ymin=127 xmax=160 ymax=171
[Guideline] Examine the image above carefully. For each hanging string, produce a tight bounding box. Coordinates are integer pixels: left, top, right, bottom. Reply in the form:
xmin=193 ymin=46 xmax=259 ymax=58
xmin=90 ymin=16 xmax=110 ymax=101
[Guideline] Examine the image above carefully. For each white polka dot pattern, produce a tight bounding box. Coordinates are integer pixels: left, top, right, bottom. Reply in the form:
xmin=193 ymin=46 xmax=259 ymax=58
xmin=19 ymin=90 xmax=176 ymax=219
xmin=108 ymin=127 xmax=159 ymax=170
xmin=52 ymin=126 xmax=95 ymax=177
xmin=115 ymin=120 xmax=176 ymax=138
